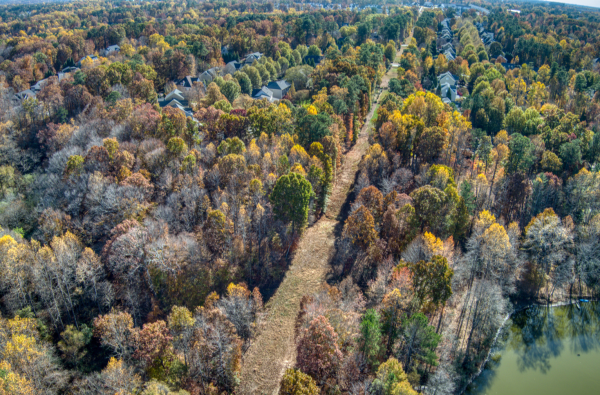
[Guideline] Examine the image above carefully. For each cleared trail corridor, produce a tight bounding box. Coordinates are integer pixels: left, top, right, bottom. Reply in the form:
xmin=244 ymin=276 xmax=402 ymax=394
xmin=238 ymin=36 xmax=411 ymax=395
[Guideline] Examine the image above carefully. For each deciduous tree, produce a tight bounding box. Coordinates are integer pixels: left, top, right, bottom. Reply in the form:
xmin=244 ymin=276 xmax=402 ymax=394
xmin=296 ymin=315 xmax=342 ymax=384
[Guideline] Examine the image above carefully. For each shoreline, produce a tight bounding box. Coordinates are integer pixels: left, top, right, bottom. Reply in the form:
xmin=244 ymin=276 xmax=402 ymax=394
xmin=459 ymin=297 xmax=597 ymax=394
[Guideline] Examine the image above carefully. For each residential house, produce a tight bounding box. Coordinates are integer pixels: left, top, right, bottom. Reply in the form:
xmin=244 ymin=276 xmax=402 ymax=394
xmin=481 ymin=32 xmax=494 ymax=45
xmin=30 ymin=79 xmax=51 ymax=92
xmin=252 ymin=86 xmax=275 ymax=102
xmin=158 ymin=89 xmax=194 ymax=118
xmin=244 ymin=52 xmax=263 ymax=66
xmin=76 ymin=54 xmax=99 ymax=67
xmin=104 ymin=45 xmax=120 ymax=56
xmin=165 ymin=100 xmax=194 ymax=117
xmin=441 ymin=43 xmax=455 ymax=53
xmin=55 ymin=67 xmax=79 ymax=83
xmin=198 ymin=70 xmax=214 ymax=86
xmin=222 ymin=61 xmax=242 ymax=76
xmin=443 ymin=50 xmax=455 ymax=61
xmin=442 ymin=46 xmax=456 ymax=57
xmin=437 ymin=71 xmax=457 ymax=88
xmin=57 ymin=72 xmax=69 ymax=82
xmin=439 ymin=28 xmax=452 ymax=37
xmin=441 ymin=83 xmax=457 ymax=102
xmin=267 ymin=80 xmax=291 ymax=99
xmin=176 ymin=76 xmax=202 ymax=91
xmin=164 ymin=89 xmax=186 ymax=102
xmin=15 ymin=75 xmax=50 ymax=101
xmin=198 ymin=67 xmax=221 ymax=86
xmin=16 ymin=89 xmax=36 ymax=101
xmin=17 ymin=66 xmax=84 ymax=101
xmin=61 ymin=66 xmax=80 ymax=73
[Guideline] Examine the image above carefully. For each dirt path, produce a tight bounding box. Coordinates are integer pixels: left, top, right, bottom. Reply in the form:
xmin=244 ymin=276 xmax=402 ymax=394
xmin=380 ymin=43 xmax=409 ymax=89
xmin=238 ymin=33 xmax=412 ymax=395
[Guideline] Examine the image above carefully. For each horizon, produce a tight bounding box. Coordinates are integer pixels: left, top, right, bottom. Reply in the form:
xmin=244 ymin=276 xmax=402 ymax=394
xmin=545 ymin=0 xmax=600 ymax=9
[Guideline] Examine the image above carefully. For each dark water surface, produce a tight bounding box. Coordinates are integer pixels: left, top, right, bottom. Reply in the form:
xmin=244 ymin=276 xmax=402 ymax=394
xmin=467 ymin=302 xmax=600 ymax=395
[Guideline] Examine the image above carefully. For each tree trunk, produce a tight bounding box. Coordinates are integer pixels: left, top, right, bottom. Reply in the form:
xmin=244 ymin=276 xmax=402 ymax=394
xmin=485 ymin=158 xmax=500 ymax=208
xmin=436 ymin=305 xmax=445 ymax=334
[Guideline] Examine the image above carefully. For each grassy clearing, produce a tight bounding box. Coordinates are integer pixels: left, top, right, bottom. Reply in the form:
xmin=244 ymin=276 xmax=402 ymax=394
xmin=238 ymin=105 xmax=378 ymax=394
xmin=239 ymin=30 xmax=413 ymax=395
xmin=371 ymin=102 xmax=381 ymax=124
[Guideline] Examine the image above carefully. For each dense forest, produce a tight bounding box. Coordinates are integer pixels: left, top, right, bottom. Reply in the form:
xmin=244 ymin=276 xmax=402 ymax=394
xmin=0 ymin=0 xmax=598 ymax=394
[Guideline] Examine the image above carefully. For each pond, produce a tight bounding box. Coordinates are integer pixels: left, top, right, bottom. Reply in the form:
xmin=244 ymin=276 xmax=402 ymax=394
xmin=466 ymin=301 xmax=600 ymax=395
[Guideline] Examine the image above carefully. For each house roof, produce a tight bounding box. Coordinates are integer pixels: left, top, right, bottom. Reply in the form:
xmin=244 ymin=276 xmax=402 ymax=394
xmin=222 ymin=61 xmax=241 ymax=76
xmin=161 ymin=99 xmax=194 ymax=117
xmin=267 ymin=80 xmax=291 ymax=91
xmin=165 ymin=99 xmax=184 ymax=107
xmin=252 ymin=86 xmax=274 ymax=99
xmin=441 ymin=84 xmax=457 ymax=102
xmin=443 ymin=51 xmax=455 ymax=60
xmin=441 ymin=82 xmax=456 ymax=92
xmin=245 ymin=52 xmax=263 ymax=63
xmin=176 ymin=76 xmax=200 ymax=88
xmin=206 ymin=67 xmax=220 ymax=77
xmin=61 ymin=66 xmax=80 ymax=73
xmin=77 ymin=54 xmax=98 ymax=64
xmin=226 ymin=60 xmax=241 ymax=69
xmin=16 ymin=89 xmax=36 ymax=100
xmin=199 ymin=71 xmax=213 ymax=80
xmin=31 ymin=78 xmax=49 ymax=92
xmin=106 ymin=45 xmax=120 ymax=52
xmin=165 ymin=89 xmax=185 ymax=101
xmin=163 ymin=98 xmax=190 ymax=110
xmin=438 ymin=71 xmax=457 ymax=82
xmin=442 ymin=45 xmax=456 ymax=53
xmin=58 ymin=72 xmax=68 ymax=82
